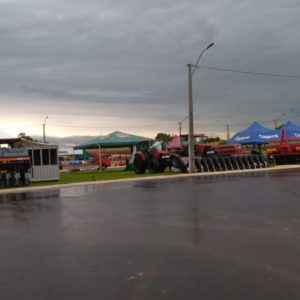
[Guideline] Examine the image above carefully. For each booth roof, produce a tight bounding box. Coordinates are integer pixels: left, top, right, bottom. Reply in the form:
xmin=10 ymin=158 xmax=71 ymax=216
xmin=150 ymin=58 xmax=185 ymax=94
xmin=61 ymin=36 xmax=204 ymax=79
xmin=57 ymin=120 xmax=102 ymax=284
xmin=0 ymin=138 xmax=57 ymax=149
xmin=74 ymin=131 xmax=154 ymax=149
xmin=283 ymin=121 xmax=300 ymax=138
xmin=227 ymin=121 xmax=281 ymax=145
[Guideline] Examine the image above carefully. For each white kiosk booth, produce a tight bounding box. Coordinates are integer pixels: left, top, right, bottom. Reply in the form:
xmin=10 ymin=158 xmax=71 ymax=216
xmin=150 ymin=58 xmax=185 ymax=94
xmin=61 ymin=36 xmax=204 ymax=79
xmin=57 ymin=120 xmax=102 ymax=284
xmin=14 ymin=139 xmax=59 ymax=182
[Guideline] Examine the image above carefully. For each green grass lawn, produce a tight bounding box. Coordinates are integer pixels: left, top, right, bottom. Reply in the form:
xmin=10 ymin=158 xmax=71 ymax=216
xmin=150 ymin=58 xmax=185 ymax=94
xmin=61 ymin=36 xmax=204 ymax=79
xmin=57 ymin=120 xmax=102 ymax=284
xmin=31 ymin=169 xmax=177 ymax=186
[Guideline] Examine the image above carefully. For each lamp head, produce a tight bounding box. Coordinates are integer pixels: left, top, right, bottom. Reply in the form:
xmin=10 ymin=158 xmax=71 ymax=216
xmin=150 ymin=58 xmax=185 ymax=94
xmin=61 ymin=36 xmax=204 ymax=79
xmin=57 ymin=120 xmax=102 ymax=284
xmin=206 ymin=43 xmax=214 ymax=50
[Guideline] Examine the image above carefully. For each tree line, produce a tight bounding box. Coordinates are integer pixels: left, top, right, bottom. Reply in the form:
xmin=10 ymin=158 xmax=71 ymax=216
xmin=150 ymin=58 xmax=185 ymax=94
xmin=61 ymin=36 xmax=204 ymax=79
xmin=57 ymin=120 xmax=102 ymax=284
xmin=155 ymin=132 xmax=225 ymax=144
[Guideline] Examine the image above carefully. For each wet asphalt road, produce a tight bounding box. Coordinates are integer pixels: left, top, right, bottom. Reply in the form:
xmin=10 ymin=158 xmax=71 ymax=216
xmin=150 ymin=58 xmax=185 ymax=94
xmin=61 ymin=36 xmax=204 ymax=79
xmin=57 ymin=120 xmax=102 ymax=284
xmin=1 ymin=169 xmax=300 ymax=300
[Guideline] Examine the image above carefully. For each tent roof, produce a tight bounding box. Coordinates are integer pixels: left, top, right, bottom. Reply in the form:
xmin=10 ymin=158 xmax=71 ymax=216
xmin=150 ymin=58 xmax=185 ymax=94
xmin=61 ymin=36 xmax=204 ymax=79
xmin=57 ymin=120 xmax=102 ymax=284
xmin=74 ymin=131 xmax=154 ymax=149
xmin=285 ymin=120 xmax=300 ymax=127
xmin=283 ymin=121 xmax=300 ymax=138
xmin=227 ymin=121 xmax=281 ymax=145
xmin=167 ymin=135 xmax=182 ymax=150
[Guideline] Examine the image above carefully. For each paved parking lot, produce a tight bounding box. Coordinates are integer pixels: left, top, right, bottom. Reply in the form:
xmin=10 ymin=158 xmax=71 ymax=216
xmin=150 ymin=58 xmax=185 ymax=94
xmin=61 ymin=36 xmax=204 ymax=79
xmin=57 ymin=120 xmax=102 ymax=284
xmin=1 ymin=168 xmax=300 ymax=299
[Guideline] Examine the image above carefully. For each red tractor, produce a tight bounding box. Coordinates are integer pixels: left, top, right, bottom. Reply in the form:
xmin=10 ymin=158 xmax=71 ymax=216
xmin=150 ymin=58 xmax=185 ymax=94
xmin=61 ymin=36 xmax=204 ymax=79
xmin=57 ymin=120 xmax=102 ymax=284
xmin=92 ymin=153 xmax=111 ymax=169
xmin=133 ymin=141 xmax=172 ymax=174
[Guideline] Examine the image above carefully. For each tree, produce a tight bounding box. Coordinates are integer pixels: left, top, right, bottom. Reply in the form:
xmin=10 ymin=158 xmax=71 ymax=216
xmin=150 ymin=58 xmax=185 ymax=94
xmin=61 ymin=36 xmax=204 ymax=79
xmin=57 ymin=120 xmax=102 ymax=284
xmin=18 ymin=132 xmax=33 ymax=141
xmin=155 ymin=132 xmax=173 ymax=143
xmin=205 ymin=136 xmax=226 ymax=144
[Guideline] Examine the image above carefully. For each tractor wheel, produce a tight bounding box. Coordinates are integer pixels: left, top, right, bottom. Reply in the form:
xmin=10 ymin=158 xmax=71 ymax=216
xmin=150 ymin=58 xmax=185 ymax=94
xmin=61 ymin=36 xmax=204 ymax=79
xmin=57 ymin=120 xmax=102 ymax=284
xmin=133 ymin=155 xmax=146 ymax=174
xmin=159 ymin=161 xmax=167 ymax=172
xmin=195 ymin=157 xmax=203 ymax=172
xmin=148 ymin=159 xmax=160 ymax=173
xmin=171 ymin=154 xmax=187 ymax=172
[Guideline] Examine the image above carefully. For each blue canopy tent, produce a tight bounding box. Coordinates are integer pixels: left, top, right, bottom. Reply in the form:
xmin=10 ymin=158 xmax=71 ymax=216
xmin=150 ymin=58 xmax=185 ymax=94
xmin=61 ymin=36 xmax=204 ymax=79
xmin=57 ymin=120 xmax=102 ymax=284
xmin=227 ymin=121 xmax=281 ymax=145
xmin=282 ymin=121 xmax=300 ymax=138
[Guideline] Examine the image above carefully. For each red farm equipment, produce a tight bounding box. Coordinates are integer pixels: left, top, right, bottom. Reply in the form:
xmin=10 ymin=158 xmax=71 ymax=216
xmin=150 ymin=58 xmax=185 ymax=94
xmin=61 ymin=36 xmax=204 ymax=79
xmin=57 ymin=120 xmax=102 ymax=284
xmin=168 ymin=134 xmax=269 ymax=172
xmin=266 ymin=128 xmax=300 ymax=164
xmin=133 ymin=140 xmax=172 ymax=174
xmin=0 ymin=148 xmax=31 ymax=187
xmin=91 ymin=153 xmax=111 ymax=170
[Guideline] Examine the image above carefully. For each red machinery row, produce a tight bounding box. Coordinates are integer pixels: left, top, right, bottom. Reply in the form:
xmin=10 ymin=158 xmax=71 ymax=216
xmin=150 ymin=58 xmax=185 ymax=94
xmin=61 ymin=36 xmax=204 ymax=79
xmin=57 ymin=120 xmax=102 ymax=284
xmin=132 ymin=134 xmax=269 ymax=174
xmin=132 ymin=130 xmax=300 ymax=174
xmin=0 ymin=148 xmax=31 ymax=187
xmin=266 ymin=128 xmax=300 ymax=164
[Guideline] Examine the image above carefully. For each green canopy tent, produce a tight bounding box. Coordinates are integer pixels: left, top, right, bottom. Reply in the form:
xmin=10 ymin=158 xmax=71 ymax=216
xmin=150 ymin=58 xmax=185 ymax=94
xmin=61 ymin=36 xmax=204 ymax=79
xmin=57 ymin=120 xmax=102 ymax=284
xmin=74 ymin=131 xmax=153 ymax=150
xmin=74 ymin=131 xmax=154 ymax=170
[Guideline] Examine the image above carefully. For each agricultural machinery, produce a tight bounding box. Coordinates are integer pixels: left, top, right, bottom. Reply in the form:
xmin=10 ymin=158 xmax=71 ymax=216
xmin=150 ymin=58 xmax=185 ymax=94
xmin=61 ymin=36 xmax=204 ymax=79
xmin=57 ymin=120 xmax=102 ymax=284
xmin=0 ymin=148 xmax=31 ymax=187
xmin=91 ymin=153 xmax=111 ymax=169
xmin=266 ymin=127 xmax=300 ymax=164
xmin=168 ymin=134 xmax=269 ymax=173
xmin=133 ymin=140 xmax=172 ymax=174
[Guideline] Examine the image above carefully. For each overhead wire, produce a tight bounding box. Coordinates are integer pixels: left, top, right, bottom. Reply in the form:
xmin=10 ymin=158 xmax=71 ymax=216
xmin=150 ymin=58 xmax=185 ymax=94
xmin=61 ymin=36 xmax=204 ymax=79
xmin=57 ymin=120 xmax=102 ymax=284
xmin=47 ymin=122 xmax=176 ymax=129
xmin=0 ymin=121 xmax=178 ymax=131
xmin=196 ymin=65 xmax=300 ymax=79
xmin=192 ymin=65 xmax=300 ymax=131
xmin=0 ymin=124 xmax=41 ymax=130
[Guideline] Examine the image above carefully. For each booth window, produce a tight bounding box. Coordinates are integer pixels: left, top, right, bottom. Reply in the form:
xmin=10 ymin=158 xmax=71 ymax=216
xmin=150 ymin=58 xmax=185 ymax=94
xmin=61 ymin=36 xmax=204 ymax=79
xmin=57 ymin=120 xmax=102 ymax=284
xmin=50 ymin=149 xmax=58 ymax=165
xmin=28 ymin=150 xmax=33 ymax=164
xmin=33 ymin=149 xmax=41 ymax=166
xmin=42 ymin=149 xmax=50 ymax=165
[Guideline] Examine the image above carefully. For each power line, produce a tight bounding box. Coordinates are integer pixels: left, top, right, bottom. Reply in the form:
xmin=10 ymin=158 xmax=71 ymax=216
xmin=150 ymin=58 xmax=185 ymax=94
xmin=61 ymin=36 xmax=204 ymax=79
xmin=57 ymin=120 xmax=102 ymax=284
xmin=0 ymin=122 xmax=177 ymax=131
xmin=0 ymin=124 xmax=41 ymax=130
xmin=47 ymin=122 xmax=176 ymax=129
xmin=196 ymin=65 xmax=300 ymax=79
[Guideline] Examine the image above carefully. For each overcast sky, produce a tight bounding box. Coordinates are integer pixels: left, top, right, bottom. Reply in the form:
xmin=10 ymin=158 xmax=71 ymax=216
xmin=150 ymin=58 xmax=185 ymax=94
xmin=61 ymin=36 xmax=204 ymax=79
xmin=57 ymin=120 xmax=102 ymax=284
xmin=1 ymin=0 xmax=300 ymax=138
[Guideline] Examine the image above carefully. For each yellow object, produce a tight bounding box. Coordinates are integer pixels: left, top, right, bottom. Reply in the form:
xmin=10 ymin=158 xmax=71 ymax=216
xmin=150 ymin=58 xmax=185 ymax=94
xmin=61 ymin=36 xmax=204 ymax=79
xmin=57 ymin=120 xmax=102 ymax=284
xmin=266 ymin=148 xmax=278 ymax=154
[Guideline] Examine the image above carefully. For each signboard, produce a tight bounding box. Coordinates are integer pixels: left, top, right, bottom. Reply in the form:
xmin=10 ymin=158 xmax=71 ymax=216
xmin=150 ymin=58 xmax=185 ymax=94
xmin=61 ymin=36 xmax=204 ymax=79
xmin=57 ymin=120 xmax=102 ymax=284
xmin=0 ymin=148 xmax=29 ymax=158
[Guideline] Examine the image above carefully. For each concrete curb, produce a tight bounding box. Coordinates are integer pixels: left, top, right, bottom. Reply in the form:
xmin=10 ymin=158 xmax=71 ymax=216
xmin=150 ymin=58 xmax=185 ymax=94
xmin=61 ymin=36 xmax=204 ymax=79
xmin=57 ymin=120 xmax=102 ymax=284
xmin=1 ymin=165 xmax=300 ymax=195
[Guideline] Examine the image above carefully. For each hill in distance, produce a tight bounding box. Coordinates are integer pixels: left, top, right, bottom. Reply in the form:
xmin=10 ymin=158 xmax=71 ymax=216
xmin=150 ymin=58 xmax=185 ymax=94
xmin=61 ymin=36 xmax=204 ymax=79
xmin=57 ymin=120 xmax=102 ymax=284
xmin=31 ymin=135 xmax=97 ymax=148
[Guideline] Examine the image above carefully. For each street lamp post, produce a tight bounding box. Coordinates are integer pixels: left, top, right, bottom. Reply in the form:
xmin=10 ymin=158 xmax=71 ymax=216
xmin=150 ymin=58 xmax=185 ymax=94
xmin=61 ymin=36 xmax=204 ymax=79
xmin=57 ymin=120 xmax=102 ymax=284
xmin=187 ymin=63 xmax=195 ymax=172
xmin=217 ymin=120 xmax=231 ymax=141
xmin=179 ymin=116 xmax=189 ymax=135
xmin=43 ymin=116 xmax=48 ymax=143
xmin=188 ymin=43 xmax=214 ymax=173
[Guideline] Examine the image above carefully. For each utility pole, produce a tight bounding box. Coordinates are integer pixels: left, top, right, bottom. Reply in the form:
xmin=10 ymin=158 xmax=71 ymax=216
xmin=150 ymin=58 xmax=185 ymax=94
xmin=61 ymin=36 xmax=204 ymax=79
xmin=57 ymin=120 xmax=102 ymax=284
xmin=187 ymin=43 xmax=214 ymax=173
xmin=188 ymin=63 xmax=195 ymax=172
xmin=43 ymin=116 xmax=48 ymax=143
xmin=179 ymin=116 xmax=188 ymax=136
xmin=226 ymin=124 xmax=230 ymax=141
xmin=273 ymin=114 xmax=285 ymax=130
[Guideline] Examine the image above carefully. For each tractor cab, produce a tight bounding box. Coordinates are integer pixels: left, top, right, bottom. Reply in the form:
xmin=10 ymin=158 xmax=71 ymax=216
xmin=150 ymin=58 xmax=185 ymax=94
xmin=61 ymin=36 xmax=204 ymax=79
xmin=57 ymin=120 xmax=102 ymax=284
xmin=149 ymin=140 xmax=163 ymax=151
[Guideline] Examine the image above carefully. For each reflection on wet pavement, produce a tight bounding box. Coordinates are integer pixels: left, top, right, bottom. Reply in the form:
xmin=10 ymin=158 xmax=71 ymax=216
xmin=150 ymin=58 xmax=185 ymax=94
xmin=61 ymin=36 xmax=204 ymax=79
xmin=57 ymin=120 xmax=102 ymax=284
xmin=1 ymin=169 xmax=300 ymax=300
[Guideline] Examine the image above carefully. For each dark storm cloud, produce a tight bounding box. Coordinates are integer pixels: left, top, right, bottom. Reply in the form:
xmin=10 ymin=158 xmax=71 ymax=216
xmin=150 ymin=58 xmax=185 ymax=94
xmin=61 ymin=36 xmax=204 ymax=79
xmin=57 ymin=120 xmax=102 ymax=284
xmin=1 ymin=0 xmax=300 ymax=136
